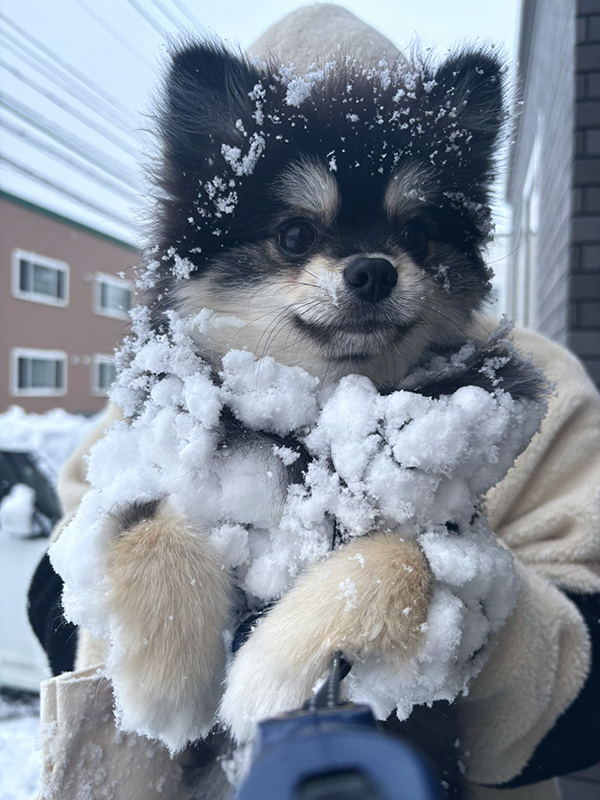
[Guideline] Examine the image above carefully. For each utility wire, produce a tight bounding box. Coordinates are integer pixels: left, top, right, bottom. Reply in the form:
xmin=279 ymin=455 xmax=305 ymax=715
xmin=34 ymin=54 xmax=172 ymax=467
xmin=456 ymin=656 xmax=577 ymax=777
xmin=0 ymin=117 xmax=141 ymax=202
xmin=124 ymin=0 xmax=167 ymax=37
xmin=0 ymin=153 xmax=134 ymax=227
xmin=72 ymin=0 xmax=156 ymax=72
xmin=169 ymin=0 xmax=205 ymax=32
xmin=0 ymin=93 xmax=139 ymax=189
xmin=0 ymin=29 xmax=138 ymax=132
xmin=147 ymin=0 xmax=184 ymax=29
xmin=0 ymin=10 xmax=138 ymax=123
xmin=0 ymin=59 xmax=140 ymax=156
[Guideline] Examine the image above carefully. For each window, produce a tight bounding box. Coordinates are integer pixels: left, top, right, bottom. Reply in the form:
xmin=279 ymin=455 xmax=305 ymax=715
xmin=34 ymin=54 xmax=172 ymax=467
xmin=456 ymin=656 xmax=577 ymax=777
xmin=93 ymin=273 xmax=132 ymax=320
xmin=92 ymin=355 xmax=117 ymax=396
xmin=11 ymin=349 xmax=67 ymax=397
xmin=12 ymin=250 xmax=69 ymax=307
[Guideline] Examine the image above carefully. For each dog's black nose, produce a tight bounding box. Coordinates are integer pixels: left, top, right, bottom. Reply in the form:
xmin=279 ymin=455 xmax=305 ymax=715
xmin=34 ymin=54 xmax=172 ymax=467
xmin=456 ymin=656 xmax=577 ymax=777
xmin=343 ymin=257 xmax=398 ymax=303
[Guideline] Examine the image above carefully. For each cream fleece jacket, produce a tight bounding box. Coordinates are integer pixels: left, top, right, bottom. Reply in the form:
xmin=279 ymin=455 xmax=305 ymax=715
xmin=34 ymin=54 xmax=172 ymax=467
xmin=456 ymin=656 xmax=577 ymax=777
xmin=459 ymin=325 xmax=600 ymax=786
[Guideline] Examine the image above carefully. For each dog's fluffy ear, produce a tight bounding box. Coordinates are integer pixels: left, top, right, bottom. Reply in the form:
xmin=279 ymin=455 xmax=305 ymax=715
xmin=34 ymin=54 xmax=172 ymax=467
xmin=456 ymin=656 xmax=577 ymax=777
xmin=420 ymin=50 xmax=505 ymax=191
xmin=159 ymin=41 xmax=261 ymax=172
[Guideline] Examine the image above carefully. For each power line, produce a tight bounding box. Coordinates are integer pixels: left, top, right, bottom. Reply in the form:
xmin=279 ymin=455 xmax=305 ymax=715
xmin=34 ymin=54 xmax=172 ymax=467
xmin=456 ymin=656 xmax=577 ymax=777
xmin=0 ymin=28 xmax=138 ymax=132
xmin=169 ymin=0 xmax=205 ymax=32
xmin=0 ymin=153 xmax=134 ymax=227
xmin=0 ymin=93 xmax=140 ymax=190
xmin=147 ymin=0 xmax=184 ymax=29
xmin=0 ymin=10 xmax=138 ymax=123
xmin=0 ymin=117 xmax=141 ymax=202
xmin=124 ymin=0 xmax=167 ymax=37
xmin=72 ymin=0 xmax=156 ymax=72
xmin=0 ymin=59 xmax=140 ymax=157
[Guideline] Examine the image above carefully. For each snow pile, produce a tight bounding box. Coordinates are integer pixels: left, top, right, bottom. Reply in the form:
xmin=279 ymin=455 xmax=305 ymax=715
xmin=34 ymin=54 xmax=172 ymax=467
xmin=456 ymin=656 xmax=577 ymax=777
xmin=50 ymin=307 xmax=545 ymax=735
xmin=0 ymin=483 xmax=36 ymax=538
xmin=0 ymin=406 xmax=101 ymax=483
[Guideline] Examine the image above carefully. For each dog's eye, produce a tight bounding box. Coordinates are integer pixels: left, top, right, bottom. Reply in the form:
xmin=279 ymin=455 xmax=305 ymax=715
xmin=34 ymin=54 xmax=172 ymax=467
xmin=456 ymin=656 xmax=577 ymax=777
xmin=277 ymin=221 xmax=316 ymax=257
xmin=400 ymin=221 xmax=429 ymax=260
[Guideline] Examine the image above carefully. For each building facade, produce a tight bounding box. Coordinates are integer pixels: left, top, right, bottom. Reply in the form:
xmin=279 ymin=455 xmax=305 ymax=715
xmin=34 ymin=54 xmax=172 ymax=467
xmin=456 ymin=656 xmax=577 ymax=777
xmin=0 ymin=192 xmax=137 ymax=414
xmin=507 ymin=0 xmax=600 ymax=388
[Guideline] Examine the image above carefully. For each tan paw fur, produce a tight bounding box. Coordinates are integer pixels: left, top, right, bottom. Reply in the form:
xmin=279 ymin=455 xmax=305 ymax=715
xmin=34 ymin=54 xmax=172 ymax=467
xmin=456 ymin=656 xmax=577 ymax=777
xmin=220 ymin=531 xmax=432 ymax=742
xmin=106 ymin=502 xmax=231 ymax=752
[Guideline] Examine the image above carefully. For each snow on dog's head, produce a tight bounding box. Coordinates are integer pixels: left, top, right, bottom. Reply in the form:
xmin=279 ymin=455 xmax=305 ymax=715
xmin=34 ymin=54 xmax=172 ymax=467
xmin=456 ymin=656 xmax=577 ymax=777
xmin=139 ymin=41 xmax=506 ymax=387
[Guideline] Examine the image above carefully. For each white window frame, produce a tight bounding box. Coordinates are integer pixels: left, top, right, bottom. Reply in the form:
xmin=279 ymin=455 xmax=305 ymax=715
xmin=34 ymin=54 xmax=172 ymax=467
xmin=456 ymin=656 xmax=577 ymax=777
xmin=93 ymin=272 xmax=132 ymax=320
xmin=11 ymin=348 xmax=67 ymax=397
xmin=509 ymin=124 xmax=541 ymax=329
xmin=11 ymin=249 xmax=69 ymax=307
xmin=92 ymin=354 xmax=117 ymax=396
xmin=521 ymin=136 xmax=540 ymax=330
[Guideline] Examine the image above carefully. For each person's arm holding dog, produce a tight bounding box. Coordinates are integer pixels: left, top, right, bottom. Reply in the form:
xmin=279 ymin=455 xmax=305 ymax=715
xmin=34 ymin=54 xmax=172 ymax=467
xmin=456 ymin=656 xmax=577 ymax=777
xmin=457 ymin=325 xmax=600 ymax=788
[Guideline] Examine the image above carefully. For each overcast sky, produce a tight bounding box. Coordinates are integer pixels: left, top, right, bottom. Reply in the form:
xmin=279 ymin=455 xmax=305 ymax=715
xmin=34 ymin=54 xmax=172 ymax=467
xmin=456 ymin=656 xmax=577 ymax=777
xmin=0 ymin=0 xmax=521 ymax=245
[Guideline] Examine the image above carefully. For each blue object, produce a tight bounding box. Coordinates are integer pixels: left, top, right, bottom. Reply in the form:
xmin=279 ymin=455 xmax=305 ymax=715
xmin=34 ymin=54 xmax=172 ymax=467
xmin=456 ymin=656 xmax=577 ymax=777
xmin=234 ymin=703 xmax=444 ymax=800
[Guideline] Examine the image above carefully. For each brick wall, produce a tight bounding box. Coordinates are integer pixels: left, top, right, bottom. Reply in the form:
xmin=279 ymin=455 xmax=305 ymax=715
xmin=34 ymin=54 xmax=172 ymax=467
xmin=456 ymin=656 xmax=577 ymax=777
xmin=0 ymin=195 xmax=137 ymax=413
xmin=571 ymin=0 xmax=600 ymax=386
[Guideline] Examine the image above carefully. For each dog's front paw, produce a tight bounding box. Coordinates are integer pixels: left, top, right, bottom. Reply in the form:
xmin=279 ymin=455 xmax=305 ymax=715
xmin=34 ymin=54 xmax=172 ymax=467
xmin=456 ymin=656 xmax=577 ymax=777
xmin=106 ymin=501 xmax=231 ymax=752
xmin=220 ymin=532 xmax=431 ymax=742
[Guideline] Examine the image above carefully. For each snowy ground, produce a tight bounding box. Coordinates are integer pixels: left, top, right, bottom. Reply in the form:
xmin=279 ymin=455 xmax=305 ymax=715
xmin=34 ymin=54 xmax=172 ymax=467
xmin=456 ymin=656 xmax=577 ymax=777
xmin=0 ymin=692 xmax=41 ymax=800
xmin=0 ymin=406 xmax=101 ymax=800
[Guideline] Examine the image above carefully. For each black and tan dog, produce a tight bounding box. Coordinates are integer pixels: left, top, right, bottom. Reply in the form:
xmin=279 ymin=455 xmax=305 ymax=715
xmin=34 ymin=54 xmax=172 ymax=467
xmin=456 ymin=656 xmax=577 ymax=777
xmin=94 ymin=22 xmax=538 ymax=800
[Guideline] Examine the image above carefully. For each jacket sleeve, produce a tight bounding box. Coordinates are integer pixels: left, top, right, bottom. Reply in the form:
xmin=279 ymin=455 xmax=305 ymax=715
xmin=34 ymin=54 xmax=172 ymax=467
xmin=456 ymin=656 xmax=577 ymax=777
xmin=457 ymin=326 xmax=600 ymax=786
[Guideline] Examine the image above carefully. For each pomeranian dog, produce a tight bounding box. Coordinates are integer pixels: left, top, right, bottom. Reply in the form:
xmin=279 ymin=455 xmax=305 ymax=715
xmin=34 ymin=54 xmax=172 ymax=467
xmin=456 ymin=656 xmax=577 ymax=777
xmin=96 ymin=29 xmax=539 ymax=800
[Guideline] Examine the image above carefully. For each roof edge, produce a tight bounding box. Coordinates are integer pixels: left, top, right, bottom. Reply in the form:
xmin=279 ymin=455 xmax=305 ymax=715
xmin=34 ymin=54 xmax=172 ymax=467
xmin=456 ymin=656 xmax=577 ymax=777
xmin=0 ymin=190 xmax=139 ymax=253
